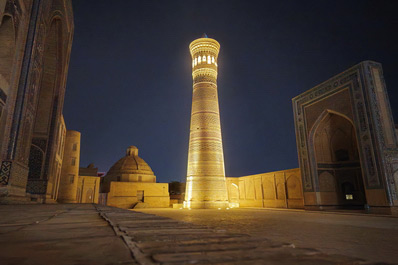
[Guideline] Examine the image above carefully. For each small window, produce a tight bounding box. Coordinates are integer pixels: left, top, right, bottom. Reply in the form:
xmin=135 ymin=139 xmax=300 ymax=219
xmin=194 ymin=57 xmax=197 ymax=65
xmin=72 ymin=143 xmax=77 ymax=151
xmin=71 ymin=157 xmax=76 ymax=166
xmin=212 ymin=56 xmax=215 ymax=63
xmin=202 ymin=55 xmax=206 ymax=62
xmin=207 ymin=55 xmax=211 ymax=64
xmin=69 ymin=175 xmax=74 ymax=184
xmin=345 ymin=194 xmax=353 ymax=200
xmin=198 ymin=56 xmax=201 ymax=63
xmin=192 ymin=60 xmax=194 ymax=68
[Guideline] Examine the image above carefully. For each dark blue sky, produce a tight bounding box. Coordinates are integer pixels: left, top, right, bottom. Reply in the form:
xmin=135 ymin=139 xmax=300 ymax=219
xmin=64 ymin=0 xmax=398 ymax=183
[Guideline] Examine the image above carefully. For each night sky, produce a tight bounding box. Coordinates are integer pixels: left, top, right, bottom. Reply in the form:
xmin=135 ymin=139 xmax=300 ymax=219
xmin=64 ymin=0 xmax=398 ymax=183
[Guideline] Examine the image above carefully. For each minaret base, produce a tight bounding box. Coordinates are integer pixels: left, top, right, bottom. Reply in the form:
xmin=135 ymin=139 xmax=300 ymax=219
xmin=183 ymin=200 xmax=229 ymax=209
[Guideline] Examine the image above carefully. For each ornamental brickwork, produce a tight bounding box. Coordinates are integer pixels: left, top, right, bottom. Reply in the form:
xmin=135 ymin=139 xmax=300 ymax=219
xmin=292 ymin=61 xmax=398 ymax=214
xmin=0 ymin=0 xmax=74 ymax=202
xmin=184 ymin=36 xmax=229 ymax=209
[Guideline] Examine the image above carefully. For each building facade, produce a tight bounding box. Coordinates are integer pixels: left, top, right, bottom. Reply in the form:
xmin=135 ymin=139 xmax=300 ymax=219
xmin=76 ymin=164 xmax=100 ymax=204
xmin=293 ymin=61 xmax=398 ymax=214
xmin=227 ymin=168 xmax=304 ymax=209
xmin=102 ymin=146 xmax=169 ymax=209
xmin=0 ymin=0 xmax=74 ymax=202
xmin=184 ymin=35 xmax=229 ymax=209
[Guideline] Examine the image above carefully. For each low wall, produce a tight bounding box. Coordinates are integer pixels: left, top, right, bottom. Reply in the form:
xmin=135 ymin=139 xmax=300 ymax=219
xmin=76 ymin=176 xmax=100 ymax=204
xmin=107 ymin=182 xmax=169 ymax=209
xmin=227 ymin=168 xmax=304 ymax=209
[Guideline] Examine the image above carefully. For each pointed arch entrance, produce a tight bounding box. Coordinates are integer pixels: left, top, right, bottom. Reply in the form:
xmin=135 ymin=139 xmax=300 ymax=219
xmin=310 ymin=110 xmax=367 ymax=208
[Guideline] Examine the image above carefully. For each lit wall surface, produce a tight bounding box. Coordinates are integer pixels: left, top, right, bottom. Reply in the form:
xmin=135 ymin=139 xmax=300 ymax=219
xmin=184 ymin=36 xmax=229 ymax=209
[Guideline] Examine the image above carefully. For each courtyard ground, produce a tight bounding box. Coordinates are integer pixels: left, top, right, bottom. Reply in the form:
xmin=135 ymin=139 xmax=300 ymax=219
xmin=134 ymin=207 xmax=398 ymax=264
xmin=0 ymin=204 xmax=395 ymax=264
xmin=0 ymin=204 xmax=134 ymax=265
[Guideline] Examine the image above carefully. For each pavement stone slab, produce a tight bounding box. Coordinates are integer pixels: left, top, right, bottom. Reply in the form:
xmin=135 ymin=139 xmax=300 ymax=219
xmin=0 ymin=204 xmax=392 ymax=265
xmin=96 ymin=205 xmax=380 ymax=265
xmin=0 ymin=204 xmax=136 ymax=265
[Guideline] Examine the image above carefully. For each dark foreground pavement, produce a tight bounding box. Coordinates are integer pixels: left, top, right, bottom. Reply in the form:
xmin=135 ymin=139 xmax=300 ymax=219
xmin=0 ymin=204 xmax=391 ymax=264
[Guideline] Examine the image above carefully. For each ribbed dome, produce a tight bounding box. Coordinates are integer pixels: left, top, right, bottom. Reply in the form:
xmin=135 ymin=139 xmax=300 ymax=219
xmin=107 ymin=146 xmax=154 ymax=176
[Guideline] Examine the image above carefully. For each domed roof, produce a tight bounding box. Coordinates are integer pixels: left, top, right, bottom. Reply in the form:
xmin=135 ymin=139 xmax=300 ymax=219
xmin=106 ymin=146 xmax=154 ymax=176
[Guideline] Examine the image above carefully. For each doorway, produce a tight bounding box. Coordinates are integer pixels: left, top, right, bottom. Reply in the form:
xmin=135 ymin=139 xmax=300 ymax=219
xmin=313 ymin=112 xmax=367 ymax=208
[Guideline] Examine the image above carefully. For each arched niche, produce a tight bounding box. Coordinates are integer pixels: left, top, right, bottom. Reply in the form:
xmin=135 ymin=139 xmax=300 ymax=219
xmin=286 ymin=175 xmax=302 ymax=199
xmin=85 ymin=188 xmax=94 ymax=203
xmin=28 ymin=18 xmax=63 ymax=182
xmin=229 ymin=183 xmax=239 ymax=202
xmin=276 ymin=182 xmax=286 ymax=200
xmin=311 ymin=111 xmax=366 ymax=207
xmin=27 ymin=144 xmax=44 ymax=179
xmin=394 ymin=171 xmax=398 ymax=199
xmin=76 ymin=187 xmax=81 ymax=202
xmin=0 ymin=14 xmax=16 ymax=154
xmin=318 ymin=171 xmax=336 ymax=192
xmin=0 ymin=14 xmax=16 ymax=96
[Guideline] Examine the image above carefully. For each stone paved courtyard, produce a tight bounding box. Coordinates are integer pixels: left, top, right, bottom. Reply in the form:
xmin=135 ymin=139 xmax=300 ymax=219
xmin=0 ymin=204 xmax=133 ymax=265
xmin=0 ymin=204 xmax=396 ymax=264
xmin=134 ymin=208 xmax=398 ymax=264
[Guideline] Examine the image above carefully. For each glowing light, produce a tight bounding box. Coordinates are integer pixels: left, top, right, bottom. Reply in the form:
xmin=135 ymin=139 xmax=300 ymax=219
xmin=215 ymin=62 xmax=218 ymax=67
xmin=192 ymin=60 xmax=194 ymax=68
xmin=194 ymin=58 xmax=197 ymax=66
xmin=198 ymin=56 xmax=201 ymax=63
xmin=212 ymin=56 xmax=215 ymax=63
xmin=202 ymin=55 xmax=206 ymax=62
xmin=207 ymin=55 xmax=211 ymax=64
xmin=184 ymin=176 xmax=193 ymax=209
xmin=229 ymin=202 xmax=239 ymax=208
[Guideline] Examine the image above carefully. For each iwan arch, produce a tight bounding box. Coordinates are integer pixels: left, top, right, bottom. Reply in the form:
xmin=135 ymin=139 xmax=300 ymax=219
xmin=310 ymin=110 xmax=366 ymax=207
xmin=292 ymin=61 xmax=398 ymax=214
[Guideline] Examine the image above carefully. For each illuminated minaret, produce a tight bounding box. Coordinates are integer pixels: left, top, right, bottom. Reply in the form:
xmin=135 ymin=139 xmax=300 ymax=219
xmin=184 ymin=34 xmax=229 ymax=209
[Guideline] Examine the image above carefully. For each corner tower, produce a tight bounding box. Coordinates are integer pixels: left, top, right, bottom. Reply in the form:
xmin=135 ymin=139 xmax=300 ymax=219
xmin=184 ymin=35 xmax=229 ymax=209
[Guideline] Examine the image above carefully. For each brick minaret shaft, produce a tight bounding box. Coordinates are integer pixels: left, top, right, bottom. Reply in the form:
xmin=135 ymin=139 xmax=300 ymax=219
xmin=184 ymin=35 xmax=229 ymax=209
